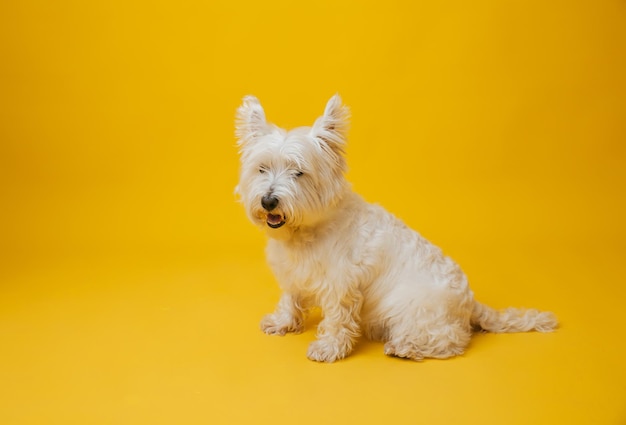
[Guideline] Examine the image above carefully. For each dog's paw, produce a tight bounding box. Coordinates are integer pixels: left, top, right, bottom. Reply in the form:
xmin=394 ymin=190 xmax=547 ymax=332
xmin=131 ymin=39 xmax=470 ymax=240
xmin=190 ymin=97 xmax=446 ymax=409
xmin=384 ymin=340 xmax=463 ymax=361
xmin=260 ymin=313 xmax=303 ymax=336
xmin=306 ymin=339 xmax=348 ymax=363
xmin=384 ymin=341 xmax=425 ymax=361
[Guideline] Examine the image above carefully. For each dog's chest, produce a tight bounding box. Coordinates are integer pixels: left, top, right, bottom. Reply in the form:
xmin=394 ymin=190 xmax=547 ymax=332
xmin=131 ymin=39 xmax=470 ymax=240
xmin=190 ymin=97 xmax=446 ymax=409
xmin=266 ymin=235 xmax=363 ymax=293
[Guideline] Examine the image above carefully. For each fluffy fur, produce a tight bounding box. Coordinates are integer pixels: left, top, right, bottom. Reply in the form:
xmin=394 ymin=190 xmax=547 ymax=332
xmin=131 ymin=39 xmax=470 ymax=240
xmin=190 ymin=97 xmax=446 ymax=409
xmin=235 ymin=94 xmax=558 ymax=362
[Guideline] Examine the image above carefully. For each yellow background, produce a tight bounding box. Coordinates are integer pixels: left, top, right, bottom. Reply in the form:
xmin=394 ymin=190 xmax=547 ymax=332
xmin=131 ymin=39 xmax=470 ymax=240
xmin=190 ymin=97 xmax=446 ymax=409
xmin=1 ymin=0 xmax=625 ymax=424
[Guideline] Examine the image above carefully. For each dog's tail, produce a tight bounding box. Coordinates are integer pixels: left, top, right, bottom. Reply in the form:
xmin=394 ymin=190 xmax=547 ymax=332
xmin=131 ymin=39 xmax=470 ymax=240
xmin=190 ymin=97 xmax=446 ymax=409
xmin=470 ymin=301 xmax=558 ymax=333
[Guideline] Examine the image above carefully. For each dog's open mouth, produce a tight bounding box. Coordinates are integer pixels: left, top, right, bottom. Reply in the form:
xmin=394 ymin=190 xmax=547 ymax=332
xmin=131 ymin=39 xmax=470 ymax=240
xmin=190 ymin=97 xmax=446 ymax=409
xmin=266 ymin=213 xmax=286 ymax=229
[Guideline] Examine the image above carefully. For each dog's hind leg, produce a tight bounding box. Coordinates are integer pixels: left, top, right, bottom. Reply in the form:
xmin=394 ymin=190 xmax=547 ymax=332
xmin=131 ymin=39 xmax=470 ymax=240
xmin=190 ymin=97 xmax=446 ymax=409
xmin=383 ymin=301 xmax=473 ymax=361
xmin=384 ymin=321 xmax=471 ymax=361
xmin=260 ymin=292 xmax=305 ymax=335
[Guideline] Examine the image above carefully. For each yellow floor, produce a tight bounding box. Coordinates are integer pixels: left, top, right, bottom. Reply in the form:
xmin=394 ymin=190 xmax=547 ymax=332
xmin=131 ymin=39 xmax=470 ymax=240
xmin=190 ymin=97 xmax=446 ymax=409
xmin=1 ymin=0 xmax=625 ymax=424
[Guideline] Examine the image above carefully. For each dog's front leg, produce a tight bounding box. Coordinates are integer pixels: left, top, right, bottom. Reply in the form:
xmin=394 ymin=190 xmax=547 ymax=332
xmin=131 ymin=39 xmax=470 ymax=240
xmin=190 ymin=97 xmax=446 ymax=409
xmin=307 ymin=289 xmax=363 ymax=363
xmin=260 ymin=292 xmax=305 ymax=335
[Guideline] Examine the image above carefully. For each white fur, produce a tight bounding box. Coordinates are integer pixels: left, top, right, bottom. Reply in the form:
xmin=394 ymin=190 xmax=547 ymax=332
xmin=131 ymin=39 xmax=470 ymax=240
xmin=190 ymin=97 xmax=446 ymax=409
xmin=235 ymin=94 xmax=558 ymax=362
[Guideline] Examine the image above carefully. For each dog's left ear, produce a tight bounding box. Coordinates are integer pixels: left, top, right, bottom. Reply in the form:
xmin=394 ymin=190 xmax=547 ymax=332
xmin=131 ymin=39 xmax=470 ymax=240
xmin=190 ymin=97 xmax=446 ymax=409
xmin=311 ymin=94 xmax=350 ymax=153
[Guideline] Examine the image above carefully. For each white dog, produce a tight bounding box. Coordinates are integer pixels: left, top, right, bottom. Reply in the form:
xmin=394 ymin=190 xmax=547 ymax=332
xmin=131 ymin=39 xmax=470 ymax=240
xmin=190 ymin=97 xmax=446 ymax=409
xmin=235 ymin=94 xmax=557 ymax=362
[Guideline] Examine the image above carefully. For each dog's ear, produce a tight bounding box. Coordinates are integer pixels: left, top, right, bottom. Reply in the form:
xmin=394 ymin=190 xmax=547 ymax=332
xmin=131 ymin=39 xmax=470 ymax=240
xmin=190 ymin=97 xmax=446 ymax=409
xmin=236 ymin=95 xmax=268 ymax=146
xmin=311 ymin=94 xmax=350 ymax=153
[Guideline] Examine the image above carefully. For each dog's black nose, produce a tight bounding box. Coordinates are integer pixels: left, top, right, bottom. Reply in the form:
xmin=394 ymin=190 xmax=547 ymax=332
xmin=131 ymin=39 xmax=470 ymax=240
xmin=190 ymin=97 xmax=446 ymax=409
xmin=261 ymin=194 xmax=279 ymax=211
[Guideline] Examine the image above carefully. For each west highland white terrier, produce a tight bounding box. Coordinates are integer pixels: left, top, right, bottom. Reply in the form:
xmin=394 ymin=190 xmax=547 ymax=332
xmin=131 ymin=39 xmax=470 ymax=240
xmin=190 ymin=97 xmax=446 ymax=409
xmin=235 ymin=94 xmax=557 ymax=362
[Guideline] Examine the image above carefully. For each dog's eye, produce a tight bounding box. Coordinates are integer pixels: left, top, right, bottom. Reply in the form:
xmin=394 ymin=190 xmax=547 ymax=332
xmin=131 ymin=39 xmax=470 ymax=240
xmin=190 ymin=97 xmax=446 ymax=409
xmin=295 ymin=171 xmax=304 ymax=177
xmin=259 ymin=167 xmax=267 ymax=174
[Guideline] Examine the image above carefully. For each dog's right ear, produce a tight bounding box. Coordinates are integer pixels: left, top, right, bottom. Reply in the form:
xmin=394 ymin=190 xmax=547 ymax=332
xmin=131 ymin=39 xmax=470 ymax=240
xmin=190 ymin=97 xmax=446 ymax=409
xmin=235 ymin=95 xmax=268 ymax=146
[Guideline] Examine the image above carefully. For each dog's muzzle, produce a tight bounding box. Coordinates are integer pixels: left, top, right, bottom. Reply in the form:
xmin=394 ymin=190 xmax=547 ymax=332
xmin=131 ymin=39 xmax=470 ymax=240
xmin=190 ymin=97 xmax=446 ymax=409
xmin=261 ymin=194 xmax=285 ymax=228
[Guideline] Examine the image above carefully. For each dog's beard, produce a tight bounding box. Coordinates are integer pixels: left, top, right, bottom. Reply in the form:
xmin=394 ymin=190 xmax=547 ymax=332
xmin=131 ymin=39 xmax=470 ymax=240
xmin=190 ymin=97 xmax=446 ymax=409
xmin=251 ymin=205 xmax=290 ymax=230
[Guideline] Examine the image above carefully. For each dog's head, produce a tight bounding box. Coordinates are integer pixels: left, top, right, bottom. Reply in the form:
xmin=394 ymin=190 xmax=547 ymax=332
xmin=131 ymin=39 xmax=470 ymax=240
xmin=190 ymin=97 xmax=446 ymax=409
xmin=235 ymin=95 xmax=350 ymax=237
